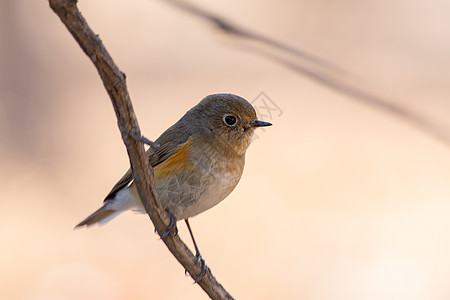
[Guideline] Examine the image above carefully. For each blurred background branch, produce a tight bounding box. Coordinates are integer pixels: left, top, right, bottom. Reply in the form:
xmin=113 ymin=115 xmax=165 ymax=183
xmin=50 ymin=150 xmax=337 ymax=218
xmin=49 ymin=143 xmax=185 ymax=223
xmin=164 ymin=0 xmax=450 ymax=145
xmin=48 ymin=0 xmax=233 ymax=299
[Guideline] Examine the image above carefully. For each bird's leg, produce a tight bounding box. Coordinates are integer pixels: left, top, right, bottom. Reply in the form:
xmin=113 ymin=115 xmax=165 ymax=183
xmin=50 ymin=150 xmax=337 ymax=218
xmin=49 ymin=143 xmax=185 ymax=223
xmin=185 ymin=219 xmax=203 ymax=263
xmin=161 ymin=210 xmax=178 ymax=239
xmin=184 ymin=219 xmax=208 ymax=283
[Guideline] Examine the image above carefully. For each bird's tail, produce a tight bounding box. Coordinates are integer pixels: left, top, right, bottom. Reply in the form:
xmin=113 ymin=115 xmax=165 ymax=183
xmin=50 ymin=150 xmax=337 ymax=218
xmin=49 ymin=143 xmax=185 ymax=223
xmin=74 ymin=204 xmax=123 ymax=229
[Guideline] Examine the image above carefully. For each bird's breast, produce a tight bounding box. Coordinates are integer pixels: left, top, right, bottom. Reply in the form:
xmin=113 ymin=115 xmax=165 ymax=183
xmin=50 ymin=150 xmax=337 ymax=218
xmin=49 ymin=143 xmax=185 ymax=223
xmin=155 ymin=143 xmax=245 ymax=220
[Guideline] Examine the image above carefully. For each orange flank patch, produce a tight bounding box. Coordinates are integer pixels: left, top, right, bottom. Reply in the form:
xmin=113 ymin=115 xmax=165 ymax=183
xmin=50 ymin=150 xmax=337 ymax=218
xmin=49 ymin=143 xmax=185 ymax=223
xmin=154 ymin=139 xmax=194 ymax=178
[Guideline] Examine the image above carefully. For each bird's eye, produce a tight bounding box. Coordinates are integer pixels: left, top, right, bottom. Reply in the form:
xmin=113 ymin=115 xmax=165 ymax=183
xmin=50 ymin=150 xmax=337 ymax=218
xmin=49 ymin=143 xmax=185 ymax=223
xmin=223 ymin=115 xmax=237 ymax=126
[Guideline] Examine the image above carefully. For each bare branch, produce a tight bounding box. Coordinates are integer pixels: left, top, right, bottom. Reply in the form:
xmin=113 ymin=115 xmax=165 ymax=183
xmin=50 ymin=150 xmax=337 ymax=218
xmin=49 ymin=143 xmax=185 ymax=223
xmin=48 ymin=0 xmax=233 ymax=298
xmin=259 ymin=50 xmax=450 ymax=145
xmin=164 ymin=0 xmax=344 ymax=73
xmin=164 ymin=0 xmax=450 ymax=145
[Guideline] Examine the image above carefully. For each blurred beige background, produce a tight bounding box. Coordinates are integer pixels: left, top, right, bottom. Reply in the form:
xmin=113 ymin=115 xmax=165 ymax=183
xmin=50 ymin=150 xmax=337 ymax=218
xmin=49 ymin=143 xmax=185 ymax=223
xmin=1 ymin=0 xmax=450 ymax=299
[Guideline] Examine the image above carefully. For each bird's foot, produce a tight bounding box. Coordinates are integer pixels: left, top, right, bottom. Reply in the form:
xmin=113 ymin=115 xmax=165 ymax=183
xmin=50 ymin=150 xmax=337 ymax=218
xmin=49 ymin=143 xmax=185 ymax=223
xmin=194 ymin=253 xmax=208 ymax=283
xmin=160 ymin=210 xmax=178 ymax=239
xmin=185 ymin=252 xmax=208 ymax=284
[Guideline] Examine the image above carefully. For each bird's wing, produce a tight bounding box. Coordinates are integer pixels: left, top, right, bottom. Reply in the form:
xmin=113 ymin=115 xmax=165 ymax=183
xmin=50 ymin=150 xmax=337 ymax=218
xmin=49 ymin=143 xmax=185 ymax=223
xmin=104 ymin=130 xmax=191 ymax=202
xmin=103 ymin=168 xmax=134 ymax=201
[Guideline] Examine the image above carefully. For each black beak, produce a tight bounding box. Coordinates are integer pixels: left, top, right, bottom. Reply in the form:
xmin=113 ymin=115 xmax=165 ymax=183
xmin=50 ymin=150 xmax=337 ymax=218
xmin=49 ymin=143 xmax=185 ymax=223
xmin=250 ymin=120 xmax=272 ymax=127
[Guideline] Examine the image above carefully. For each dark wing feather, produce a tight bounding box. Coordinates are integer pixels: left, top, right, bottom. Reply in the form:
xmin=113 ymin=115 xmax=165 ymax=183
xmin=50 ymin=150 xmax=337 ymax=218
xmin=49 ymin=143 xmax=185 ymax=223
xmin=104 ymin=169 xmax=133 ymax=201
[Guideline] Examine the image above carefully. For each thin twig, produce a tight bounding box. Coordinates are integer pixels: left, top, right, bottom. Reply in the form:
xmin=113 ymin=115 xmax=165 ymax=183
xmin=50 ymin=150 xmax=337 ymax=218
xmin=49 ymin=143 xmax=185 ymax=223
xmin=164 ymin=0 xmax=345 ymax=74
xmin=48 ymin=0 xmax=233 ymax=298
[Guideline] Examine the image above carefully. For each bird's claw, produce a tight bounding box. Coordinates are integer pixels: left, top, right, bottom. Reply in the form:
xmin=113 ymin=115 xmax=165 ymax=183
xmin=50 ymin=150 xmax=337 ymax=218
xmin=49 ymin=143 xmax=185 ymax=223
xmin=194 ymin=255 xmax=208 ymax=283
xmin=185 ymin=253 xmax=208 ymax=284
xmin=160 ymin=211 xmax=178 ymax=239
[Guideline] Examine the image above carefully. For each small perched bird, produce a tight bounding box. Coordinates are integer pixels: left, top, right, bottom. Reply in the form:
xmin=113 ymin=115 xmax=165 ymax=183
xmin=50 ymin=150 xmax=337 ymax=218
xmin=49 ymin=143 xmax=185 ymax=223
xmin=75 ymin=93 xmax=271 ymax=281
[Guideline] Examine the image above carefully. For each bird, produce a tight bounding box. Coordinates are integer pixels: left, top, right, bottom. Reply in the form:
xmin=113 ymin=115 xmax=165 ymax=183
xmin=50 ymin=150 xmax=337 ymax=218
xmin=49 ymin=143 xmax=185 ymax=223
xmin=75 ymin=93 xmax=272 ymax=281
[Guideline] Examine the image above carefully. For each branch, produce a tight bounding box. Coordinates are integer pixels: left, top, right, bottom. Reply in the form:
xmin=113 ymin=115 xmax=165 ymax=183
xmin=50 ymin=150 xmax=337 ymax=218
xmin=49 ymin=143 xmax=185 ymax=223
xmin=164 ymin=0 xmax=450 ymax=146
xmin=48 ymin=0 xmax=233 ymax=299
xmin=164 ymin=0 xmax=345 ymax=73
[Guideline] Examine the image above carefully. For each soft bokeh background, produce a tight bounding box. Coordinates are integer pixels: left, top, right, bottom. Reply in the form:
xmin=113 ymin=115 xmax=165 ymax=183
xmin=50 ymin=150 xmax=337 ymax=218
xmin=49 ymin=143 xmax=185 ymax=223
xmin=1 ymin=0 xmax=450 ymax=299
